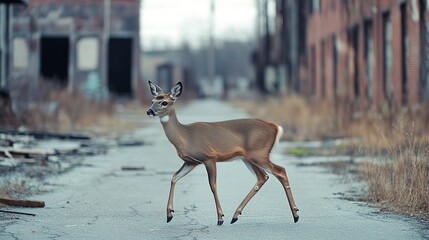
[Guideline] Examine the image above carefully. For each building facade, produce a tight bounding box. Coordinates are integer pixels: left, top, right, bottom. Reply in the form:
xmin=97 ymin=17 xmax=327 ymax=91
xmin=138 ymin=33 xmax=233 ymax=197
xmin=257 ymin=0 xmax=429 ymax=108
xmin=305 ymin=0 xmax=429 ymax=107
xmin=6 ymin=0 xmax=141 ymax=100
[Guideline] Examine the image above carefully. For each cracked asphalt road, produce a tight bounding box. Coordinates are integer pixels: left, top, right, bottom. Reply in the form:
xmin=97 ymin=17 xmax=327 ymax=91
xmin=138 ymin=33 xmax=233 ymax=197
xmin=1 ymin=100 xmax=429 ymax=239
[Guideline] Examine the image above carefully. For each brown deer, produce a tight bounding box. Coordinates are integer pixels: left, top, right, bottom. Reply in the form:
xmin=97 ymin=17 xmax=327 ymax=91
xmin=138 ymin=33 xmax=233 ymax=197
xmin=146 ymin=81 xmax=299 ymax=225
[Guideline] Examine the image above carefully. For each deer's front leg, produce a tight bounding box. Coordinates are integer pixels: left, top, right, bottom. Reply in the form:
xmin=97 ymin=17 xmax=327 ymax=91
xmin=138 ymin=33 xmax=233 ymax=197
xmin=167 ymin=162 xmax=198 ymax=223
xmin=203 ymin=159 xmax=224 ymax=225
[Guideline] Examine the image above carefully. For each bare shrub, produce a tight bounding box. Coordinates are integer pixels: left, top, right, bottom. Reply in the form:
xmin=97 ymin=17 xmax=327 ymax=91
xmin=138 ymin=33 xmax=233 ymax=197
xmin=361 ymin=124 xmax=429 ymax=218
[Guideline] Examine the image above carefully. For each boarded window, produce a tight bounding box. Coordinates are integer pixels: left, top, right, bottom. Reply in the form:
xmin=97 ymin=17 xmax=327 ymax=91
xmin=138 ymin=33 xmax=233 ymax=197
xmin=77 ymin=37 xmax=99 ymax=71
xmin=13 ymin=38 xmax=28 ymax=69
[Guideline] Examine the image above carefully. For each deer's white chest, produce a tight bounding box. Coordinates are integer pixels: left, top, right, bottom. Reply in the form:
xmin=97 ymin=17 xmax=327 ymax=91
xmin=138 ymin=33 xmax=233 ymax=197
xmin=160 ymin=115 xmax=169 ymax=123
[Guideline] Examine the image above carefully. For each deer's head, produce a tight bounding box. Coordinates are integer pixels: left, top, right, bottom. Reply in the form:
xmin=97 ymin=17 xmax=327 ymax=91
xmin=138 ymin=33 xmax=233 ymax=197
xmin=146 ymin=81 xmax=182 ymax=117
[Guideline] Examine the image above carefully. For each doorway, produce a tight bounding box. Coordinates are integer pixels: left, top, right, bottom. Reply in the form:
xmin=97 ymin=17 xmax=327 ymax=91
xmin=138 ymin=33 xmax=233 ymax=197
xmin=108 ymin=37 xmax=133 ymax=97
xmin=40 ymin=36 xmax=69 ymax=87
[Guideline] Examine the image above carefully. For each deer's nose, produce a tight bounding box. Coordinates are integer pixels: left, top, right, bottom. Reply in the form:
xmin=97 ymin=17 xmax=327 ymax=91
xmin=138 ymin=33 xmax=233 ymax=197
xmin=146 ymin=109 xmax=155 ymax=116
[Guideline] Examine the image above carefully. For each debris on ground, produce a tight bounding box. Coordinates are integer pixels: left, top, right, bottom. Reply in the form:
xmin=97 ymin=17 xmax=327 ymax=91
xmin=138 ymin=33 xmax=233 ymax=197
xmin=0 ymin=129 xmax=145 ymax=200
xmin=0 ymin=209 xmax=36 ymax=216
xmin=121 ymin=166 xmax=146 ymax=171
xmin=0 ymin=198 xmax=45 ymax=208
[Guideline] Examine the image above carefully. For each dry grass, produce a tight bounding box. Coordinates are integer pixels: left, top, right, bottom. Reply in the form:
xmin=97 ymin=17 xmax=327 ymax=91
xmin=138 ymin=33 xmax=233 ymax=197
xmin=11 ymin=88 xmax=147 ymax=137
xmin=235 ymin=95 xmax=429 ymax=219
xmin=234 ymin=95 xmax=337 ymax=140
xmin=0 ymin=178 xmax=35 ymax=199
xmin=360 ymin=124 xmax=429 ymax=219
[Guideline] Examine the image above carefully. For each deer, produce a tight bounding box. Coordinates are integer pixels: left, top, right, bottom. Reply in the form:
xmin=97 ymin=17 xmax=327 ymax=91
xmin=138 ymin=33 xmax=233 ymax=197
xmin=146 ymin=81 xmax=299 ymax=225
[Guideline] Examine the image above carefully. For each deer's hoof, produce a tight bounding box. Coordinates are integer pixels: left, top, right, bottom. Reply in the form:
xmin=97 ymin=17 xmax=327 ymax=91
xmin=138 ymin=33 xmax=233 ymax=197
xmin=230 ymin=217 xmax=238 ymax=224
xmin=167 ymin=215 xmax=173 ymax=223
xmin=293 ymin=215 xmax=299 ymax=223
xmin=217 ymin=220 xmax=224 ymax=226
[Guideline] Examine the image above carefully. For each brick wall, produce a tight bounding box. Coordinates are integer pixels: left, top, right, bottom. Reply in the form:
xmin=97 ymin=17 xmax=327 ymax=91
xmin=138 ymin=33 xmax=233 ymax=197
xmin=304 ymin=0 xmax=427 ymax=108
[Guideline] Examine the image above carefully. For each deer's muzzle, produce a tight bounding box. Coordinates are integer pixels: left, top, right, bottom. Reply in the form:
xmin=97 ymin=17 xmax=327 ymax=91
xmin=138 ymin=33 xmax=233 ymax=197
xmin=146 ymin=109 xmax=155 ymax=116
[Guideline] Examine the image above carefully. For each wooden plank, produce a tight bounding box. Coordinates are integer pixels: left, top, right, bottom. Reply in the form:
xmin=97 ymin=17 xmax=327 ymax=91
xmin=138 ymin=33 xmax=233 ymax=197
xmin=0 ymin=198 xmax=45 ymax=208
xmin=0 ymin=147 xmax=55 ymax=156
xmin=0 ymin=130 xmax=91 ymax=140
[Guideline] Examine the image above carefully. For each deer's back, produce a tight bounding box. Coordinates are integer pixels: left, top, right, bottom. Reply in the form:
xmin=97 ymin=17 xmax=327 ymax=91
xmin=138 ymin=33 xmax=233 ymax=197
xmin=183 ymin=119 xmax=279 ymax=161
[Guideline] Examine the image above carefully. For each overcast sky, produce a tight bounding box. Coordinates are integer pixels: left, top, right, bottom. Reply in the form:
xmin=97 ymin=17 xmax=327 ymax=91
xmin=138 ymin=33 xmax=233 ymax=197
xmin=140 ymin=0 xmax=257 ymax=50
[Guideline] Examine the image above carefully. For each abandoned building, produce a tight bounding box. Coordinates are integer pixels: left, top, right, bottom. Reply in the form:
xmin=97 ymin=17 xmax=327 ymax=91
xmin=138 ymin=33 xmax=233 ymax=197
xmin=0 ymin=0 xmax=28 ymax=90
xmin=256 ymin=0 xmax=429 ymax=108
xmin=2 ymin=0 xmax=141 ymax=100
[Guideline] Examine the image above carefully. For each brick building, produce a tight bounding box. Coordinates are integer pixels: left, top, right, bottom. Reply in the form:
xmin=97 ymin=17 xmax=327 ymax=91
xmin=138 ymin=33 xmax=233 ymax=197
xmin=5 ymin=0 xmax=141 ymax=100
xmin=257 ymin=0 xmax=429 ymax=108
xmin=306 ymin=0 xmax=429 ymax=107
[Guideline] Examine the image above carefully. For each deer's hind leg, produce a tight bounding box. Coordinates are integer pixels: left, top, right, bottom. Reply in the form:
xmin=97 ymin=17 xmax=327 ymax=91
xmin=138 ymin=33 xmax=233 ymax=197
xmin=231 ymin=161 xmax=268 ymax=224
xmin=252 ymin=157 xmax=299 ymax=223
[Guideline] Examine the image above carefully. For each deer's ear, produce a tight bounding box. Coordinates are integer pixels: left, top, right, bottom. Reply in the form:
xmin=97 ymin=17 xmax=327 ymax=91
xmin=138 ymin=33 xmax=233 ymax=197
xmin=170 ymin=82 xmax=183 ymax=100
xmin=148 ymin=81 xmax=164 ymax=96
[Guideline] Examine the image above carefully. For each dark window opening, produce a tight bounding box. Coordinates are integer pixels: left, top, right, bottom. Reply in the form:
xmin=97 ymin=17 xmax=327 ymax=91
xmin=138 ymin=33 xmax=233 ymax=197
xmin=364 ymin=19 xmax=374 ymax=102
xmin=419 ymin=0 xmax=429 ymax=101
xmin=382 ymin=12 xmax=393 ymax=101
xmin=310 ymin=46 xmax=316 ymax=95
xmin=321 ymin=39 xmax=326 ymax=98
xmin=108 ymin=37 xmax=133 ymax=97
xmin=332 ymin=36 xmax=338 ymax=99
xmin=40 ymin=36 xmax=69 ymax=87
xmin=401 ymin=3 xmax=408 ymax=105
xmin=349 ymin=26 xmax=359 ymax=102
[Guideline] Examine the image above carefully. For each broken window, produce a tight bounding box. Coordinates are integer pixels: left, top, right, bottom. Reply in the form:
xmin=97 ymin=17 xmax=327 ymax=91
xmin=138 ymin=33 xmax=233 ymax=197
xmin=77 ymin=37 xmax=99 ymax=71
xmin=12 ymin=37 xmax=28 ymax=70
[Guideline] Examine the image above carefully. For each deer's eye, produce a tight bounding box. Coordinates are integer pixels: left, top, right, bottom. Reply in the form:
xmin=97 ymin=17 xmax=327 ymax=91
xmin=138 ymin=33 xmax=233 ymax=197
xmin=161 ymin=101 xmax=168 ymax=106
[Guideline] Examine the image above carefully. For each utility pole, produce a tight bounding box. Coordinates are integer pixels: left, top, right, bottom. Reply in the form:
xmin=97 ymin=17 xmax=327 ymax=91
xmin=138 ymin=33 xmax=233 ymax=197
xmin=102 ymin=0 xmax=111 ymax=97
xmin=208 ymin=0 xmax=215 ymax=86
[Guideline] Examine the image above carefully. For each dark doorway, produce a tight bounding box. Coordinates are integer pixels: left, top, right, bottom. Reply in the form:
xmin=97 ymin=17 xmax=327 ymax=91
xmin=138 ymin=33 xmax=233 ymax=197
xmin=364 ymin=20 xmax=374 ymax=103
xmin=108 ymin=37 xmax=132 ymax=97
xmin=348 ymin=26 xmax=359 ymax=102
xmin=401 ymin=3 xmax=408 ymax=105
xmin=382 ymin=12 xmax=393 ymax=101
xmin=157 ymin=63 xmax=173 ymax=92
xmin=40 ymin=36 xmax=69 ymax=87
xmin=419 ymin=0 xmax=429 ymax=102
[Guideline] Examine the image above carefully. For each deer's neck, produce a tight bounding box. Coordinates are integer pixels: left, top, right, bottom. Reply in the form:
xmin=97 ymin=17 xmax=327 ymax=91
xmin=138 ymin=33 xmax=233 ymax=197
xmin=160 ymin=109 xmax=185 ymax=147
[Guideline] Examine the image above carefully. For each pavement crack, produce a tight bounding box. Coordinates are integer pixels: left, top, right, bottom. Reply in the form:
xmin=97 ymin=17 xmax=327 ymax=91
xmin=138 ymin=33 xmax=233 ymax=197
xmin=176 ymin=204 xmax=209 ymax=240
xmin=87 ymin=216 xmax=98 ymax=225
xmin=1 ymin=218 xmax=20 ymax=240
xmin=129 ymin=206 xmax=144 ymax=217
